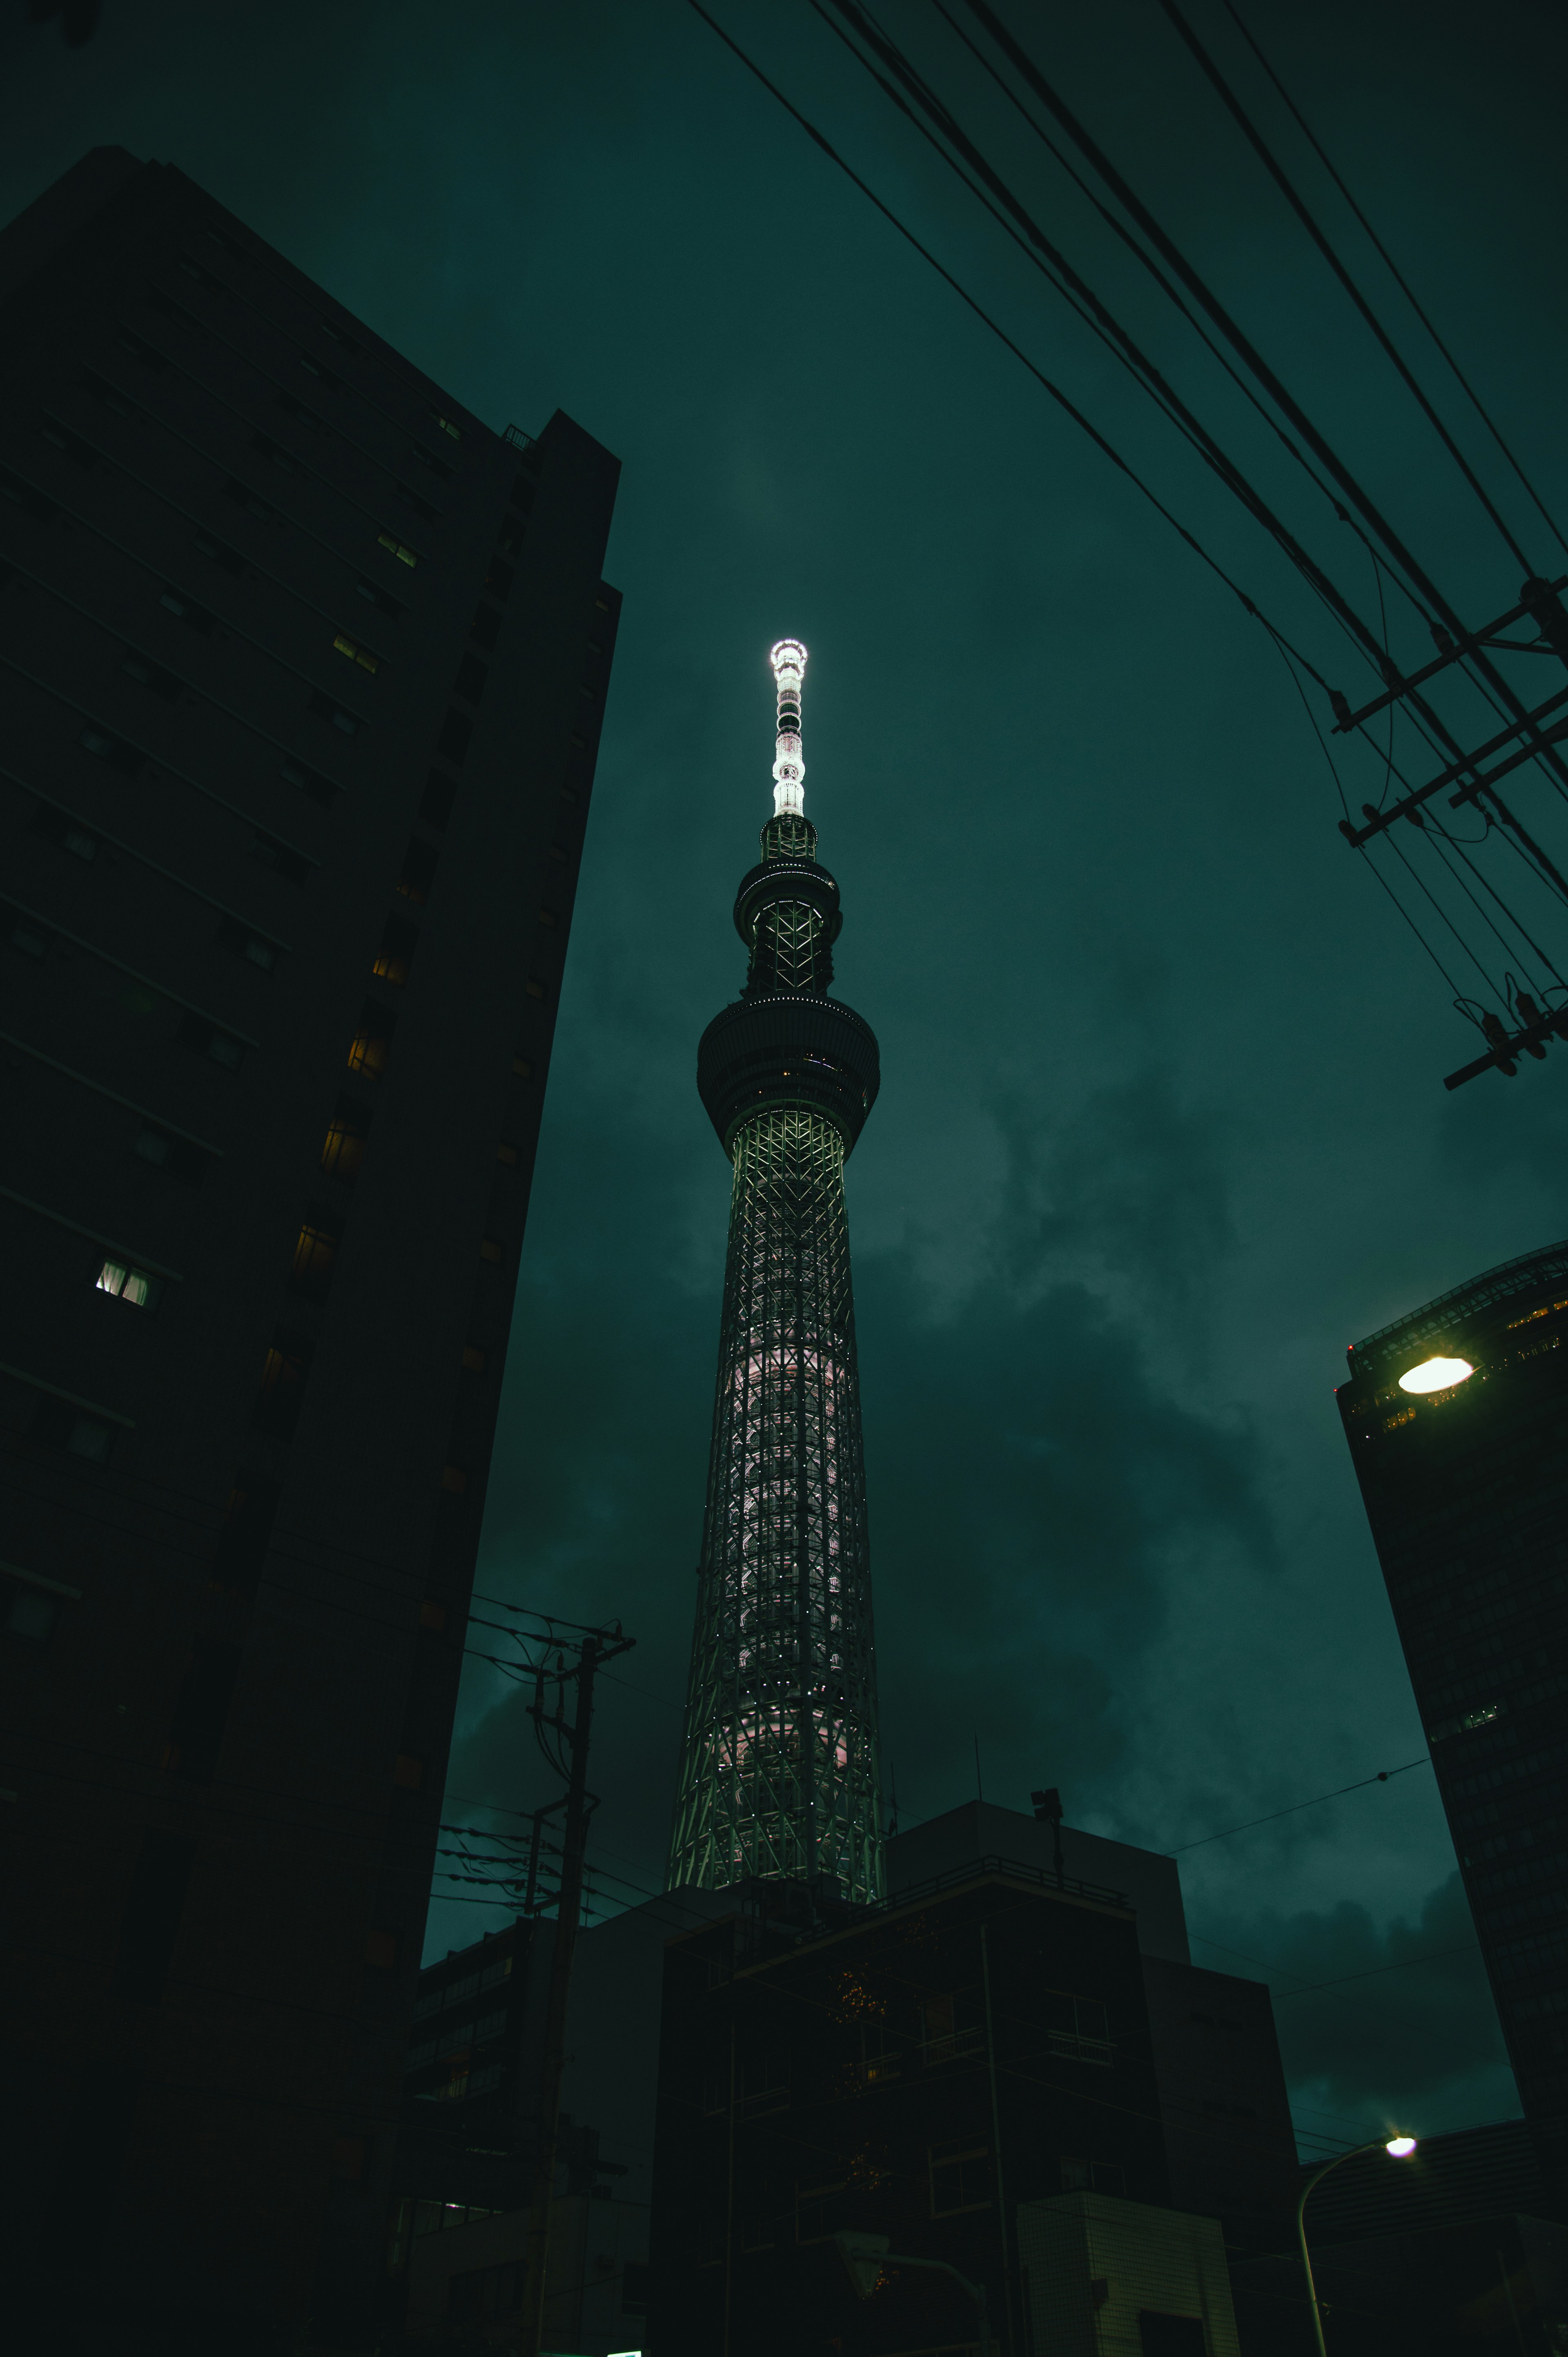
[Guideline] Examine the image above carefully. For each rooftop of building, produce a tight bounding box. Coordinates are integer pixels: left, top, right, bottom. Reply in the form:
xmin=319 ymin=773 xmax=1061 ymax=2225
xmin=1348 ymin=1235 xmax=1568 ymax=1383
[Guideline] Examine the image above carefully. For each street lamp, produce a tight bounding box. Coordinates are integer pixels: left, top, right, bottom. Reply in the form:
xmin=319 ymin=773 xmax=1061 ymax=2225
xmin=1296 ymin=2136 xmax=1417 ymax=2355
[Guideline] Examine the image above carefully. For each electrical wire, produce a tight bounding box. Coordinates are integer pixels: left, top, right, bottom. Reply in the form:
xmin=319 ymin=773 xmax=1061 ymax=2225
xmin=953 ymin=0 xmax=1568 ymax=809
xmin=1221 ymin=0 xmax=1568 ymax=563
xmin=683 ymin=0 xmax=1323 ymax=673
xmin=1154 ymin=0 xmax=1537 ymax=577
xmin=811 ymin=0 xmax=1384 ymax=685
xmin=1166 ymin=1757 xmax=1430 ymax=1853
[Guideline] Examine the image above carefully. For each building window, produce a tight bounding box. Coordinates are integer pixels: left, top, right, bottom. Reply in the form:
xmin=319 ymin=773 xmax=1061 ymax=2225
xmin=496 ymin=1142 xmax=519 ymax=1168
xmin=921 ymin=1989 xmax=983 ymax=2064
xmin=176 ymin=1012 xmax=246 ymax=1070
xmin=252 ymin=430 xmax=298 ymax=476
xmin=739 ymin=2047 xmax=789 ymax=2116
xmin=121 ymin=650 xmax=183 ymax=700
xmin=275 ymin=389 xmax=325 ymax=430
xmin=397 ymin=838 xmax=439 ymax=905
xmin=428 ymin=408 xmax=463 ymax=441
xmin=253 ymin=1328 xmax=314 ymax=1438
xmin=332 ymin=631 xmax=379 ymax=675
xmin=6 ymin=1581 xmax=60 ymax=1644
xmin=4 ymin=905 xmax=51 ymax=958
xmin=861 ymin=2021 xmax=901 ymax=2084
xmin=159 ymin=584 xmax=214 ymax=631
xmin=31 ymin=802 xmax=98 ymax=861
xmin=372 ymin=917 xmax=419 ymax=986
xmin=78 ymin=724 xmax=145 ymax=778
xmin=795 ymin=2181 xmax=847 ymax=2245
xmin=282 ymin=754 xmax=336 ymax=805
xmin=356 ymin=575 xmax=403 ymax=618
xmin=929 ymin=2140 xmax=991 ymax=2217
xmin=39 ymin=415 xmax=99 ymax=469
xmin=321 ymin=1097 xmax=369 ymax=1183
xmin=161 ymin=1632 xmax=243 ymax=1782
xmin=96 ymin=1258 xmax=165 ymax=1312
xmin=310 ymin=689 xmax=362 ymax=737
xmin=470 ymin=601 xmax=501 ymax=651
xmin=454 ymin=653 xmax=488 ymax=705
xmin=78 ymin=368 xmax=136 ymax=419
xmin=194 ymin=526 xmax=246 ymax=576
xmin=248 ymin=832 xmax=311 ymax=885
xmin=113 ymin=1829 xmax=197 ymax=2005
xmin=291 ymin=1213 xmax=342 ymax=1300
xmin=1060 ymin=2156 xmax=1124 ymax=2196
xmin=395 ymin=481 xmax=436 ymax=521
xmin=420 ymin=770 xmax=457 ymax=831
xmin=412 ymin=443 xmax=453 ymax=482
xmin=298 ymin=352 xmax=339 ymax=386
xmin=215 ymin=916 xmax=278 ymax=972
xmin=212 ymin=1471 xmax=280 ymax=1597
xmin=347 ymin=1000 xmax=397 ymax=1081
xmin=437 ymin=708 xmax=471 ymax=765
xmin=117 ymin=324 xmax=167 ymax=372
xmin=31 ymin=1396 xmax=114 ymax=1462
xmin=479 ymin=1238 xmax=504 ymax=1267
xmin=224 ymin=476 xmax=273 ymax=520
xmin=1046 ymin=1993 xmax=1113 ymax=2064
xmin=377 ymin=530 xmax=418 ymax=568
xmin=497 ymin=515 xmax=525 ymax=560
xmin=136 ymin=1124 xmax=209 ymax=1184
xmin=484 ymin=554 xmax=514 ymax=603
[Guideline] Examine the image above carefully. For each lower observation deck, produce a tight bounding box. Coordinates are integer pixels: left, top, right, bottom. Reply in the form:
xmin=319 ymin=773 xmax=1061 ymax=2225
xmin=697 ymin=991 xmax=880 ymax=1155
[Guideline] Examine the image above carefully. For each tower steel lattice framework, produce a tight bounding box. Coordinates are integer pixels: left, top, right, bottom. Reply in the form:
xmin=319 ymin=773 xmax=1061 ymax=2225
xmin=668 ymin=642 xmax=884 ymax=1903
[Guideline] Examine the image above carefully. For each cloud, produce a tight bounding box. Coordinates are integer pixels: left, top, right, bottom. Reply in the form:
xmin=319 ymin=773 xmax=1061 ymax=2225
xmin=1196 ymin=1871 xmax=1518 ymax=2146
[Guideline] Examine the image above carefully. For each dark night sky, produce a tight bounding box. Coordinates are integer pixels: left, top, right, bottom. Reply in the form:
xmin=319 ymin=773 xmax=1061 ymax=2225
xmin=10 ymin=0 xmax=1568 ymax=2161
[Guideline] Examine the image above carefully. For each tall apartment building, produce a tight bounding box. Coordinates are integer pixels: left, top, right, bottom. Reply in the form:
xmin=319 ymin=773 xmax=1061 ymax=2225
xmin=0 ymin=148 xmax=621 ymax=2346
xmin=1338 ymin=1240 xmax=1568 ymax=2203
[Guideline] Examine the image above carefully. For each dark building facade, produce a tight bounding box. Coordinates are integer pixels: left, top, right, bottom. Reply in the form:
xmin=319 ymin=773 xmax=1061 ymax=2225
xmin=1338 ymin=1241 xmax=1568 ymax=2196
xmin=0 ymin=148 xmax=620 ymax=2346
xmin=888 ymin=1802 xmax=1301 ymax=2260
xmin=648 ymin=1863 xmax=1174 ymax=2357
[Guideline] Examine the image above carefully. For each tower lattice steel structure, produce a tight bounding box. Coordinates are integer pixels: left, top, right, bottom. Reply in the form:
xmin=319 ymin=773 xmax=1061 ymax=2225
xmin=668 ymin=641 xmax=884 ymax=1904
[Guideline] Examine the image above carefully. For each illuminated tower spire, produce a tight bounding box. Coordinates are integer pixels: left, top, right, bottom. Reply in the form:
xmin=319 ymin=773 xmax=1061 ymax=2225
xmin=668 ymin=641 xmax=884 ymax=1902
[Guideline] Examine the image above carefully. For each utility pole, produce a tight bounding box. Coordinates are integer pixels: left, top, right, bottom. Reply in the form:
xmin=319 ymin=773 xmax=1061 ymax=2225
xmin=515 ymin=1620 xmax=633 ymax=2357
xmin=1327 ymin=573 xmax=1568 ymax=1089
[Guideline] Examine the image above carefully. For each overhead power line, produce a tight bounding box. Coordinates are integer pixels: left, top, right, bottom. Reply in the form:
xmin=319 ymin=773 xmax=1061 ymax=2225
xmin=1167 ymin=1757 xmax=1431 ymax=1854
xmin=954 ymin=0 xmax=1568 ymax=810
xmin=1154 ymin=0 xmax=1536 ymax=576
xmin=1221 ymin=0 xmax=1568 ymax=563
xmin=684 ymin=0 xmax=1321 ymax=672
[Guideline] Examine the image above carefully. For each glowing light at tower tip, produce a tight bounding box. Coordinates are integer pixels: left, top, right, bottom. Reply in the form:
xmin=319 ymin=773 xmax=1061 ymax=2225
xmin=770 ymin=638 xmax=808 ymax=817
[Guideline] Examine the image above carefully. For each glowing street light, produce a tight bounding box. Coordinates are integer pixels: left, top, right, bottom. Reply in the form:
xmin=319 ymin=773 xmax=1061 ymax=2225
xmin=1398 ymin=1355 xmax=1473 ymax=1394
xmin=1297 ymin=2135 xmax=1417 ymax=2355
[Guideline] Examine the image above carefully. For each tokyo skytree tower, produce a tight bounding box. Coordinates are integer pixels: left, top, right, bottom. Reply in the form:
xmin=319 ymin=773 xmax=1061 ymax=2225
xmin=668 ymin=641 xmax=884 ymax=1904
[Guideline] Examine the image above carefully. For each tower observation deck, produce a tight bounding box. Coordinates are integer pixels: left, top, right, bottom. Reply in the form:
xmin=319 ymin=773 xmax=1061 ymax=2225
xmin=668 ymin=641 xmax=884 ymax=1904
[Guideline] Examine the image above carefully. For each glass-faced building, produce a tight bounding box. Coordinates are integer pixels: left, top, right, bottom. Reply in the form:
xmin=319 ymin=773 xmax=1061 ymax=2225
xmin=1337 ymin=1240 xmax=1568 ymax=2195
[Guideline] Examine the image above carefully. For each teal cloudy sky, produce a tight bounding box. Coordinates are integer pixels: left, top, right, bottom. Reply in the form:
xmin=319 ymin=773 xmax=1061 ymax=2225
xmin=9 ymin=0 xmax=1568 ymax=2160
